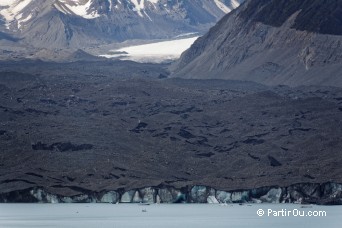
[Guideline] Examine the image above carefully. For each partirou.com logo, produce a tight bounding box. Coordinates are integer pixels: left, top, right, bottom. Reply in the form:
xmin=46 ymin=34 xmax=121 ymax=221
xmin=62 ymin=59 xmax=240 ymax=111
xmin=257 ymin=208 xmax=327 ymax=217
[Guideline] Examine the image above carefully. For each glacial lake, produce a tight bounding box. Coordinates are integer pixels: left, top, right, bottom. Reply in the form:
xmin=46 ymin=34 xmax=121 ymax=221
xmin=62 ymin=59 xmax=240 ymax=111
xmin=0 ymin=204 xmax=340 ymax=228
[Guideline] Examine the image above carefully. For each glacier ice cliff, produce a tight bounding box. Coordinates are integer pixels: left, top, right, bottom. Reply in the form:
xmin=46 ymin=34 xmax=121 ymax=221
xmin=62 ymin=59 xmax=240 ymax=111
xmin=0 ymin=182 xmax=341 ymax=205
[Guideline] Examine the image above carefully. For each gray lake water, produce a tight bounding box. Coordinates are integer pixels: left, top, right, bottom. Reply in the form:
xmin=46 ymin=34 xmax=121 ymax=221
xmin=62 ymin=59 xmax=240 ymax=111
xmin=0 ymin=204 xmax=341 ymax=228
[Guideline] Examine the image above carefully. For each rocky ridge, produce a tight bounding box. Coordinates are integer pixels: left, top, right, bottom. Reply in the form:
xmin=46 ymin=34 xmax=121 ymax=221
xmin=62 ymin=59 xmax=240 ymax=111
xmin=172 ymin=0 xmax=342 ymax=87
xmin=0 ymin=0 xmax=243 ymax=50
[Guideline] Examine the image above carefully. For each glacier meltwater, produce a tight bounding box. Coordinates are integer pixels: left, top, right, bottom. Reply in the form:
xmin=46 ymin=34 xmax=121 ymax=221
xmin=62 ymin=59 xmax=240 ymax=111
xmin=0 ymin=204 xmax=340 ymax=228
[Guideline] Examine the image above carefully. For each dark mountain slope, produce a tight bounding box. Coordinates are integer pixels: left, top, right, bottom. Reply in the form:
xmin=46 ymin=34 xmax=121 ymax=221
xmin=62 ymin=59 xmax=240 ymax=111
xmin=240 ymin=0 xmax=342 ymax=35
xmin=0 ymin=31 xmax=18 ymax=42
xmin=172 ymin=0 xmax=342 ymax=87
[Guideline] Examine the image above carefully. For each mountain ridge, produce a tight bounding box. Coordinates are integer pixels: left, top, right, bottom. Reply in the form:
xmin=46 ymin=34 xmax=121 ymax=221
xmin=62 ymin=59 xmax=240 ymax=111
xmin=0 ymin=0 xmax=242 ymax=50
xmin=172 ymin=0 xmax=342 ymax=87
xmin=238 ymin=0 xmax=342 ymax=35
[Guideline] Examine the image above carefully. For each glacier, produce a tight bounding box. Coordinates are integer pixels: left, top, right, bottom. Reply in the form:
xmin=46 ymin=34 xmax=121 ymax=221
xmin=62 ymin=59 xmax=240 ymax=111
xmin=1 ymin=183 xmax=342 ymax=205
xmin=100 ymin=37 xmax=199 ymax=63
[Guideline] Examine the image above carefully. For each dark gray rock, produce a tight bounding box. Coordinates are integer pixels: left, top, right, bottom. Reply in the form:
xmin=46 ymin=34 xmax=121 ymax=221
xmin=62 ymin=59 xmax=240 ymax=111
xmin=1 ymin=62 xmax=342 ymax=203
xmin=172 ymin=0 xmax=342 ymax=87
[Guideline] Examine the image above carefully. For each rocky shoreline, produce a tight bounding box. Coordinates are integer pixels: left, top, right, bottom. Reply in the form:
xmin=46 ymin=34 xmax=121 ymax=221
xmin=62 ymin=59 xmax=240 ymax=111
xmin=1 ymin=182 xmax=341 ymax=205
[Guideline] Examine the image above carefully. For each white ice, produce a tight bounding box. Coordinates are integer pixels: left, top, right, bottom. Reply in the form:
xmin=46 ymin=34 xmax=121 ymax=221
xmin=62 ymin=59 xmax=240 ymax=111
xmin=100 ymin=37 xmax=199 ymax=63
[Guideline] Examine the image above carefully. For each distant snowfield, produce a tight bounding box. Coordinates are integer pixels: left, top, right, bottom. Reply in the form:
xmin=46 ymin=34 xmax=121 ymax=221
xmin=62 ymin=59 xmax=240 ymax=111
xmin=100 ymin=37 xmax=199 ymax=63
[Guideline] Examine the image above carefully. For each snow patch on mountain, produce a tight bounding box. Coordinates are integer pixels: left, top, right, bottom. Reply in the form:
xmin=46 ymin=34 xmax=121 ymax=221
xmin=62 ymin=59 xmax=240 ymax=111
xmin=147 ymin=0 xmax=159 ymax=4
xmin=1 ymin=0 xmax=242 ymax=26
xmin=214 ymin=0 xmax=231 ymax=14
xmin=230 ymin=0 xmax=241 ymax=8
xmin=56 ymin=0 xmax=100 ymax=19
xmin=53 ymin=0 xmax=160 ymax=20
xmin=0 ymin=0 xmax=25 ymax=8
xmin=214 ymin=0 xmax=242 ymax=13
xmin=17 ymin=12 xmax=32 ymax=29
xmin=108 ymin=0 xmax=113 ymax=11
xmin=0 ymin=0 xmax=33 ymax=29
xmin=131 ymin=0 xmax=145 ymax=17
xmin=130 ymin=0 xmax=160 ymax=19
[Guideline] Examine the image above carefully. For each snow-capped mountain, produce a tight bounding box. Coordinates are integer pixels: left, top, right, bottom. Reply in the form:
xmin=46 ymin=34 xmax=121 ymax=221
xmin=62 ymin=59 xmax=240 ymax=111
xmin=173 ymin=0 xmax=342 ymax=87
xmin=0 ymin=0 xmax=243 ymax=51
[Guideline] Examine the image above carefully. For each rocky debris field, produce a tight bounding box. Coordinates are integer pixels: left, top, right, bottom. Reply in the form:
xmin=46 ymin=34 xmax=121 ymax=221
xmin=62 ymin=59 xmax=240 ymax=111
xmin=0 ymin=60 xmax=342 ymax=200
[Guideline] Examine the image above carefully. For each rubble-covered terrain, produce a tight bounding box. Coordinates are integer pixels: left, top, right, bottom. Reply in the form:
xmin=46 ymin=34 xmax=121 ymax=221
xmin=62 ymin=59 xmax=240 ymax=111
xmin=0 ymin=60 xmax=342 ymax=203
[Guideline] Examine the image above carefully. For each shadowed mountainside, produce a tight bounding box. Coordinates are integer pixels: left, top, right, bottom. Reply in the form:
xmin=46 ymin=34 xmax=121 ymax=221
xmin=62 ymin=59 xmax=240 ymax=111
xmin=172 ymin=0 xmax=342 ymax=87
